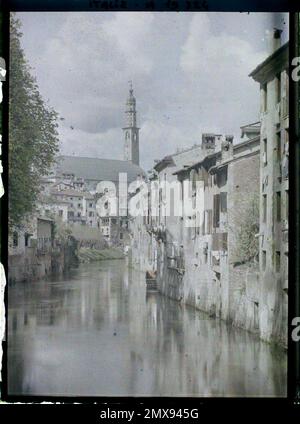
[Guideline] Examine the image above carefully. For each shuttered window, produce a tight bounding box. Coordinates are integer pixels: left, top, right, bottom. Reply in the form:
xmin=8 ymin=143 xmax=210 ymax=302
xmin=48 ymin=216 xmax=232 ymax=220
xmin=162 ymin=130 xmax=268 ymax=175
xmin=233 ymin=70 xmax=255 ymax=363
xmin=213 ymin=194 xmax=220 ymax=228
xmin=220 ymin=192 xmax=227 ymax=213
xmin=202 ymin=210 xmax=206 ymax=235
xmin=205 ymin=209 xmax=213 ymax=234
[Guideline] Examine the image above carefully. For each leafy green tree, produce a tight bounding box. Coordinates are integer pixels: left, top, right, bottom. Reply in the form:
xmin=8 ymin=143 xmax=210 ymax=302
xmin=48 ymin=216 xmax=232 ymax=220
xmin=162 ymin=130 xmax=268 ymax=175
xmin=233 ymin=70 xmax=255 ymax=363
xmin=9 ymin=14 xmax=59 ymax=228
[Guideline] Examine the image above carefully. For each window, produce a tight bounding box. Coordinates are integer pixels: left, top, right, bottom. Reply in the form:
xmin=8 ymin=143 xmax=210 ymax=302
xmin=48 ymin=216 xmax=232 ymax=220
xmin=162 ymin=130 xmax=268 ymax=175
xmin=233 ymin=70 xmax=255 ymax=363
xmin=220 ymin=192 xmax=227 ymax=213
xmin=262 ymin=250 xmax=266 ymax=271
xmin=202 ymin=210 xmax=206 ymax=235
xmin=285 ymin=128 xmax=289 ymax=146
xmin=89 ymin=203 xmax=93 ymax=208
xmin=276 ymin=73 xmax=281 ymax=103
xmin=89 ymin=211 xmax=94 ymax=217
xmin=213 ymin=194 xmax=220 ymax=228
xmin=13 ymin=231 xmax=18 ymax=247
xmin=263 ymin=195 xmax=267 ymax=223
xmin=77 ymin=212 xmax=81 ymax=217
xmin=262 ymin=83 xmax=267 ymax=112
xmin=263 ymin=138 xmax=267 ymax=166
xmin=120 ymin=232 xmax=123 ymax=240
xmin=59 ymin=210 xmax=63 ymax=217
xmin=276 ymin=191 xmax=281 ymax=221
xmin=276 ymin=131 xmax=281 ymax=161
xmin=24 ymin=233 xmax=30 ymax=247
xmin=206 ymin=209 xmax=213 ymax=234
xmin=276 ymin=251 xmax=281 ymax=273
xmin=78 ymin=203 xmax=81 ymax=208
xmin=221 ymin=233 xmax=228 ymax=251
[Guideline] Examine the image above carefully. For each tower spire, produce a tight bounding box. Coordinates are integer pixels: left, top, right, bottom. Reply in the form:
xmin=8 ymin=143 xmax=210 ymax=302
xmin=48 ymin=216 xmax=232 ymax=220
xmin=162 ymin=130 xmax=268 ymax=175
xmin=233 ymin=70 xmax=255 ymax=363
xmin=123 ymin=82 xmax=140 ymax=165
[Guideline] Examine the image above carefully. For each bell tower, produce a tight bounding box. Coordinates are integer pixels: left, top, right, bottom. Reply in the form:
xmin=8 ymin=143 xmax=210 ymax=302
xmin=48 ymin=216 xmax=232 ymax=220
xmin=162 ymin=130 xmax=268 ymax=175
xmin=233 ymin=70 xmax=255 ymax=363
xmin=123 ymin=81 xmax=140 ymax=165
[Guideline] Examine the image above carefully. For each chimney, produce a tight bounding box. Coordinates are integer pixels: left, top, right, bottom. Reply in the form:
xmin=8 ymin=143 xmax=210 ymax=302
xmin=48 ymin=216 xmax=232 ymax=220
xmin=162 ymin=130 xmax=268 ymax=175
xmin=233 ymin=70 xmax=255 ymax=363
xmin=267 ymin=28 xmax=282 ymax=54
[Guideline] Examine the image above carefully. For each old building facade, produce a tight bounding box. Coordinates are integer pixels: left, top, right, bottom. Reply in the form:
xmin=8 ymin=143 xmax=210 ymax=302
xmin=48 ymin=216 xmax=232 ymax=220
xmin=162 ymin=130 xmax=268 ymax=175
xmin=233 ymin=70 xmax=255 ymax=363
xmin=250 ymin=31 xmax=289 ymax=346
xmin=129 ymin=31 xmax=289 ymax=348
xmin=130 ymin=131 xmax=265 ymax=341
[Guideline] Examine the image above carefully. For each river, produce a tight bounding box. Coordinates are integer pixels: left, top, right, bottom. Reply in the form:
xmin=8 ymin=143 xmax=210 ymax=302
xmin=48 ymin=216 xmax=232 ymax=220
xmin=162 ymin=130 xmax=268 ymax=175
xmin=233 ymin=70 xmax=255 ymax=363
xmin=8 ymin=259 xmax=287 ymax=397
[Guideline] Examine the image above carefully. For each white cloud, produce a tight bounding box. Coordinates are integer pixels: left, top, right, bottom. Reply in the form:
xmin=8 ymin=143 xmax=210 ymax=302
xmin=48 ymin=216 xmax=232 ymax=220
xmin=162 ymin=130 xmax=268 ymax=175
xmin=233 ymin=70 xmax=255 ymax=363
xmin=22 ymin=12 xmax=156 ymax=134
xmin=58 ymin=126 xmax=123 ymax=160
xmin=181 ymin=14 xmax=266 ymax=76
xmin=17 ymin=12 xmax=288 ymax=172
xmin=179 ymin=13 xmax=267 ymax=134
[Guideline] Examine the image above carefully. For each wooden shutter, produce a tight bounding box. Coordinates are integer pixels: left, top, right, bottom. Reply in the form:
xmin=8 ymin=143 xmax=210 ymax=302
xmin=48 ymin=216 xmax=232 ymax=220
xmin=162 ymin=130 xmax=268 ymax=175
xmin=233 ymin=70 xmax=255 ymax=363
xmin=213 ymin=194 xmax=220 ymax=228
xmin=220 ymin=192 xmax=227 ymax=212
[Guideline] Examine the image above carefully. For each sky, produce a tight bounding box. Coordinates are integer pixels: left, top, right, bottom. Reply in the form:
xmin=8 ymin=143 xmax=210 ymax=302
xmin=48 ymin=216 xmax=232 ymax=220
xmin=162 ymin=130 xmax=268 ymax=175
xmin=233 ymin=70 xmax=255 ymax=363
xmin=16 ymin=12 xmax=289 ymax=172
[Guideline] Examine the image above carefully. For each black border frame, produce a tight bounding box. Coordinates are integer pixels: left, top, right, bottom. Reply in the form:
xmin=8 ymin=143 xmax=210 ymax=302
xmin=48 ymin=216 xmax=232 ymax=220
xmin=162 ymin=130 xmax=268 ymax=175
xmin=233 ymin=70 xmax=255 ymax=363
xmin=0 ymin=1 xmax=299 ymax=416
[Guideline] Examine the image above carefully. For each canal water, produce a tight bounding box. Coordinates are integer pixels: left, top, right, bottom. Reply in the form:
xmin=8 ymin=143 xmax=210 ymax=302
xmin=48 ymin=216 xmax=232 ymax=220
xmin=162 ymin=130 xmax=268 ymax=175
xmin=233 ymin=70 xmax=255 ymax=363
xmin=8 ymin=259 xmax=287 ymax=397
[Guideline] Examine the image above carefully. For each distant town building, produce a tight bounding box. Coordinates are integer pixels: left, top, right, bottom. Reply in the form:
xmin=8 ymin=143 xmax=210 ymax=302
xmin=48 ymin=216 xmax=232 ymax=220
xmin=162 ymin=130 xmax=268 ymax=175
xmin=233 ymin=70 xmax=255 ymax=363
xmin=39 ymin=85 xmax=146 ymax=244
xmin=51 ymin=156 xmax=145 ymax=244
xmin=38 ymin=194 xmax=70 ymax=223
xmin=50 ymin=188 xmax=97 ymax=227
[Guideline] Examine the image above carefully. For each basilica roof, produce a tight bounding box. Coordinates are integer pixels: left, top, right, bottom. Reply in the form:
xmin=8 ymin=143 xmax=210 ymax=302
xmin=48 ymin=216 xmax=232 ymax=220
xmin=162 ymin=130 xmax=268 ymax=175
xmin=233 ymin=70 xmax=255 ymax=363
xmin=55 ymin=155 xmax=145 ymax=184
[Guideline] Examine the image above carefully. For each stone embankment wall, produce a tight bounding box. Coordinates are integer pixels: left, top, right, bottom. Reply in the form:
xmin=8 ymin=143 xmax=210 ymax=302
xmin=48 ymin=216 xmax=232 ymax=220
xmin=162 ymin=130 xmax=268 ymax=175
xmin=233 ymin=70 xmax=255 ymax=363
xmin=8 ymin=238 xmax=78 ymax=283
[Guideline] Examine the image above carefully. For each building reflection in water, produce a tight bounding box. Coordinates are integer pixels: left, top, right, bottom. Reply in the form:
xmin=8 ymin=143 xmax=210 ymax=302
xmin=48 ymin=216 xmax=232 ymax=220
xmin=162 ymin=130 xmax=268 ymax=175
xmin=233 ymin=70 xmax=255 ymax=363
xmin=8 ymin=260 xmax=287 ymax=397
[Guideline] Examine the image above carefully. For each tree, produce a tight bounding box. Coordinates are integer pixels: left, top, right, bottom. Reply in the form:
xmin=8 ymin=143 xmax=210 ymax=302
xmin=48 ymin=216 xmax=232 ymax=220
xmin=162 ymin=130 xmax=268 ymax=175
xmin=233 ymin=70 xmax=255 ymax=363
xmin=9 ymin=14 xmax=59 ymax=228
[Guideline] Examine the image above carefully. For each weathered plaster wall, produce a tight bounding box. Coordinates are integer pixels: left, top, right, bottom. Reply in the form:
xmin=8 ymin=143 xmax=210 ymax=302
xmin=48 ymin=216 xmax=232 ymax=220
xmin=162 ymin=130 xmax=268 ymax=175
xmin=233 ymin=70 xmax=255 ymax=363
xmin=257 ymin=67 xmax=289 ymax=348
xmin=130 ymin=135 xmax=287 ymax=347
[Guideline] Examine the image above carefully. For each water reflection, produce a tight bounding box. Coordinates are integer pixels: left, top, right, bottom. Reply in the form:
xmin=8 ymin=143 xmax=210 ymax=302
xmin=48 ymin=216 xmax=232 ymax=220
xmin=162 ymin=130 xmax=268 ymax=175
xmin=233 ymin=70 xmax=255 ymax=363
xmin=8 ymin=260 xmax=287 ymax=396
